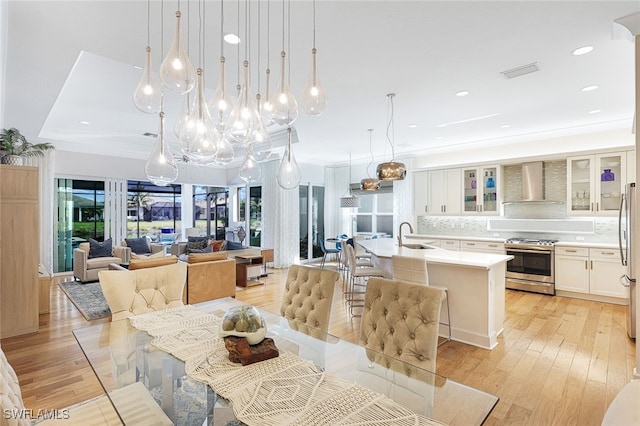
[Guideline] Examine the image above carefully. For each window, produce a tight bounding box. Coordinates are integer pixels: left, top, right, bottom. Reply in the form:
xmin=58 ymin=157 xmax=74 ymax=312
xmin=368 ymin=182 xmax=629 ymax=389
xmin=353 ymin=192 xmax=393 ymax=236
xmin=127 ymin=181 xmax=182 ymax=241
xmin=237 ymin=187 xmax=247 ymax=222
xmin=193 ymin=186 xmax=228 ymax=240
xmin=249 ymin=186 xmax=262 ymax=246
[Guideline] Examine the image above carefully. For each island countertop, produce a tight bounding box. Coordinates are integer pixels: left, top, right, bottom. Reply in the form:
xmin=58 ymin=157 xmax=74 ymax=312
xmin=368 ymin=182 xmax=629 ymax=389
xmin=358 ymin=238 xmax=513 ymax=269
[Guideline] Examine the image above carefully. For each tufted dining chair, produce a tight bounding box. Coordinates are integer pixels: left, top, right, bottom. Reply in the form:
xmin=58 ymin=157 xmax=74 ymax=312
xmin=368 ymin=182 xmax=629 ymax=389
xmin=98 ymin=261 xmax=187 ymax=321
xmin=280 ymin=265 xmax=339 ymax=339
xmin=360 ymin=278 xmax=445 ymax=373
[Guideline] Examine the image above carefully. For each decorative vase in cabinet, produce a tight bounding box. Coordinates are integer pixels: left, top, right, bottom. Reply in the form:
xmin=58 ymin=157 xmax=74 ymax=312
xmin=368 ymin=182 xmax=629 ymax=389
xmin=601 ymin=169 xmax=615 ymax=182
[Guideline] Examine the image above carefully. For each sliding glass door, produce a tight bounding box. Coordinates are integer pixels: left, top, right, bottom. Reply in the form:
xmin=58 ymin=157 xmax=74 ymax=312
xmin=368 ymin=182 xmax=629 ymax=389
xmin=299 ymin=184 xmax=324 ymax=261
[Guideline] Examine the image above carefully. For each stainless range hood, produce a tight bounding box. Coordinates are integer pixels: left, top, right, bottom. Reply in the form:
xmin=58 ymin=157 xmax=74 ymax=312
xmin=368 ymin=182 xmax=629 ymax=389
xmin=503 ymin=161 xmax=563 ymax=205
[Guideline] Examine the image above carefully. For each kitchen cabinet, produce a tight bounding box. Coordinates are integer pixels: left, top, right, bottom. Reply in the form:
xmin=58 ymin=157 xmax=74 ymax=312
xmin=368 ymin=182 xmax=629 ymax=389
xmin=555 ymin=246 xmax=627 ymax=301
xmin=425 ymin=168 xmax=461 ymax=215
xmin=412 ymin=170 xmax=429 ymax=215
xmin=440 ymin=239 xmax=460 ymax=251
xmin=460 ymin=240 xmax=504 ymax=254
xmin=461 ymin=166 xmax=500 ymax=215
xmin=627 ymin=150 xmax=636 ymax=184
xmin=567 ymin=152 xmax=626 ymax=216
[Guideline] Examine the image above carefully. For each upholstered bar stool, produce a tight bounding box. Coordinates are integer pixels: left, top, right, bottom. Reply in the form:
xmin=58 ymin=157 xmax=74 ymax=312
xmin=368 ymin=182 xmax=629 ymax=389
xmin=344 ymin=244 xmax=385 ymax=317
xmin=391 ymin=255 xmax=451 ymax=345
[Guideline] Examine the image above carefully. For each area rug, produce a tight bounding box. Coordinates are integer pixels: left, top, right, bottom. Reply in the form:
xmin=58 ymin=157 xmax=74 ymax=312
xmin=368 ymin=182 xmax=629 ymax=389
xmin=58 ymin=280 xmax=111 ymax=321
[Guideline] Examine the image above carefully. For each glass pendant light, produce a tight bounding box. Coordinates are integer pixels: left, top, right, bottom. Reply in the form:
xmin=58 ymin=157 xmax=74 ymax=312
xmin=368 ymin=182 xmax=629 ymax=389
xmin=179 ymin=68 xmax=220 ymax=164
xmin=146 ymin=111 xmax=178 ymax=186
xmin=276 ymin=127 xmax=301 ymax=189
xmin=133 ymin=1 xmax=161 ymax=114
xmin=209 ymin=56 xmax=234 ymax=127
xmin=361 ymin=129 xmax=380 ymax=191
xmin=214 ymin=127 xmax=235 ymax=165
xmin=376 ymin=93 xmax=406 ymax=181
xmin=174 ymin=92 xmax=194 ymax=137
xmin=300 ymin=0 xmax=327 ymax=116
xmin=248 ymin=94 xmax=273 ymax=161
xmin=227 ymin=63 xmax=261 ymax=145
xmin=271 ymin=0 xmax=298 ymax=126
xmin=160 ymin=11 xmax=196 ymax=94
xmin=239 ymin=153 xmax=261 ymax=183
xmin=133 ymin=47 xmax=162 ymax=114
xmin=261 ymin=69 xmax=275 ymax=126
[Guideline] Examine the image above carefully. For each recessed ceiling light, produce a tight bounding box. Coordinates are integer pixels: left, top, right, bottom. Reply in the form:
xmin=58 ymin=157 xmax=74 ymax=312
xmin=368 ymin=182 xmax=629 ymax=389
xmin=435 ymin=136 xmax=445 ymax=140
xmin=456 ymin=90 xmax=470 ymax=97
xmin=224 ymin=33 xmax=241 ymax=44
xmin=79 ymin=120 xmax=91 ymax=125
xmin=572 ymin=46 xmax=594 ymax=56
xmin=436 ymin=124 xmax=447 ymax=128
xmin=588 ymin=109 xmax=602 ymax=114
xmin=500 ymin=124 xmax=511 ymax=128
xmin=581 ymin=85 xmax=599 ymax=92
xmin=133 ymin=65 xmax=142 ymax=70
xmin=408 ymin=124 xmax=418 ymax=128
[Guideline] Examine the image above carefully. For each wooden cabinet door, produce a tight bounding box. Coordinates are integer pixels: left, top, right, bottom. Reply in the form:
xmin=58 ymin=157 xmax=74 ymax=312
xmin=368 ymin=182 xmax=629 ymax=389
xmin=555 ymin=255 xmax=589 ymax=293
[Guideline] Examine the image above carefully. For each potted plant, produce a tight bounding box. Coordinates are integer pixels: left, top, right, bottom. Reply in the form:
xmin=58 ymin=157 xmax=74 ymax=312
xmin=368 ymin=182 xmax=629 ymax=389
xmin=0 ymin=127 xmax=54 ymax=165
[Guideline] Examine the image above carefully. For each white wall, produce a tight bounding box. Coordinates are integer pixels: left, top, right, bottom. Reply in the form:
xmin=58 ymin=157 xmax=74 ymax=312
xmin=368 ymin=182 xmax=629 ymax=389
xmin=0 ymin=0 xmax=7 ymax=128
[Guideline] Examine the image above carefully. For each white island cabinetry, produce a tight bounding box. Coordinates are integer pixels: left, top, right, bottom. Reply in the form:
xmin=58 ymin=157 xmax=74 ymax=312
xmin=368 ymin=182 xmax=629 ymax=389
xmin=358 ymin=238 xmax=513 ymax=350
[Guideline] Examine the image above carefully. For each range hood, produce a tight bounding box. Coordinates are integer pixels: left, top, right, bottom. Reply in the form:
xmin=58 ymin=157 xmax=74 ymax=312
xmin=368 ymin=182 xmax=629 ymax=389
xmin=503 ymin=161 xmax=563 ymax=205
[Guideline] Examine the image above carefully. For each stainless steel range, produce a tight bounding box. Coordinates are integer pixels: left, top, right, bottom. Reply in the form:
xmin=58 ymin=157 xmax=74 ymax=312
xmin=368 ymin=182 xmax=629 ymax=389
xmin=504 ymin=238 xmax=558 ymax=295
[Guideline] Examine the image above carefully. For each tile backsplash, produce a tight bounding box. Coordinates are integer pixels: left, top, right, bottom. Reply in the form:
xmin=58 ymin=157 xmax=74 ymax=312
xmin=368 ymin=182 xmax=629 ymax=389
xmin=416 ymin=160 xmax=619 ymax=244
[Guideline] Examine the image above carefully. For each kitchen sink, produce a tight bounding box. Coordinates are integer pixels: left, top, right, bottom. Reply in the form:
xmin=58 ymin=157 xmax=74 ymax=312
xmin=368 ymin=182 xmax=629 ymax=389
xmin=401 ymin=243 xmax=434 ymax=250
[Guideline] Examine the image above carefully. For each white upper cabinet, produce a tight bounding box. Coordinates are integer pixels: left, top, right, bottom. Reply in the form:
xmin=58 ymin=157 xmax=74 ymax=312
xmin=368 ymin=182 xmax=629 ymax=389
xmin=412 ymin=170 xmax=430 ymax=215
xmin=461 ymin=165 xmax=500 ymax=215
xmin=567 ymin=152 xmax=626 ymax=216
xmin=427 ymin=168 xmax=461 ymax=215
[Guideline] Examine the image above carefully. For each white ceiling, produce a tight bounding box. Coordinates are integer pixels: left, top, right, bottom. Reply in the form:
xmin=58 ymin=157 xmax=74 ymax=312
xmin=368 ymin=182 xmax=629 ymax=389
xmin=3 ymin=1 xmax=640 ymax=168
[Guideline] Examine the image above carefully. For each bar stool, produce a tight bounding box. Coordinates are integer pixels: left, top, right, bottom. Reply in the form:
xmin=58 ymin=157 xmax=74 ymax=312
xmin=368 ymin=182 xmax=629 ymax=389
xmin=344 ymin=244 xmax=385 ymax=317
xmin=391 ymin=255 xmax=451 ymax=344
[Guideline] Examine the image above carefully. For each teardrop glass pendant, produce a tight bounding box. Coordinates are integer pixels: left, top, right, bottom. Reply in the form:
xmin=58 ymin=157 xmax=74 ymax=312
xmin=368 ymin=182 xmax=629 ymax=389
xmin=239 ymin=153 xmax=262 ymax=183
xmin=133 ymin=46 xmax=162 ymax=114
xmin=272 ymin=51 xmax=298 ymax=126
xmin=174 ymin=92 xmax=195 ymax=138
xmin=214 ymin=127 xmax=235 ymax=165
xmin=179 ymin=68 xmax=219 ymax=164
xmin=146 ymin=111 xmax=178 ymax=186
xmin=160 ymin=11 xmax=196 ymax=94
xmin=208 ymin=56 xmax=234 ymax=127
xmin=261 ymin=68 xmax=276 ymax=126
xmin=248 ymin=121 xmax=272 ymax=162
xmin=300 ymin=48 xmax=327 ymax=116
xmin=226 ymin=60 xmax=262 ymax=145
xmin=277 ymin=127 xmax=301 ymax=189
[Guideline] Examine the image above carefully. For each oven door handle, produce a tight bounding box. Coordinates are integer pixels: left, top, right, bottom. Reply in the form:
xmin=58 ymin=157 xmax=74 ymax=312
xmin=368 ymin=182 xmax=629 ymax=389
xmin=506 ymin=248 xmax=552 ymax=255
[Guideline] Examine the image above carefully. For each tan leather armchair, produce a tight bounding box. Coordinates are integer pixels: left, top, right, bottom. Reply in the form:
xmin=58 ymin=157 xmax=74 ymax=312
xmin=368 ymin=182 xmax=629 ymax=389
xmin=360 ymin=278 xmax=445 ymax=373
xmin=73 ymin=242 xmax=128 ymax=283
xmin=98 ymin=262 xmax=187 ymax=321
xmin=280 ymin=265 xmax=339 ymax=339
xmin=183 ymin=252 xmax=236 ymax=304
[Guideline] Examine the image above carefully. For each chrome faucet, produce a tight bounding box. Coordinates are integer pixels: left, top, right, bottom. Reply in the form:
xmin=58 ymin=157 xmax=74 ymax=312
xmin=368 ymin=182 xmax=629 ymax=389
xmin=398 ymin=221 xmax=414 ymax=246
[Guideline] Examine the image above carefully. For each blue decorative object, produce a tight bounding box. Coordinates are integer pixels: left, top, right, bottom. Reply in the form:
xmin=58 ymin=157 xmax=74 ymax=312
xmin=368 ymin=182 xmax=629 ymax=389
xmin=226 ymin=241 xmax=244 ymax=250
xmin=601 ymin=169 xmax=615 ymax=181
xmin=125 ymin=237 xmax=151 ymax=254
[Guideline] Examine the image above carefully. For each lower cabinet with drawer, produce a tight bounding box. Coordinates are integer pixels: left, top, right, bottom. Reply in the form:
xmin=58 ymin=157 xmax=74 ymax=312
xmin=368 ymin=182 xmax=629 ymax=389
xmin=460 ymin=240 xmax=504 ymax=254
xmin=555 ymin=246 xmax=627 ymax=303
xmin=440 ymin=239 xmax=460 ymax=251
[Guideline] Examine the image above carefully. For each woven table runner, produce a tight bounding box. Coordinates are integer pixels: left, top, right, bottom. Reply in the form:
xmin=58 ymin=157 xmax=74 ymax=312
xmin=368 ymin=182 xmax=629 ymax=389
xmin=129 ymin=306 xmax=444 ymax=426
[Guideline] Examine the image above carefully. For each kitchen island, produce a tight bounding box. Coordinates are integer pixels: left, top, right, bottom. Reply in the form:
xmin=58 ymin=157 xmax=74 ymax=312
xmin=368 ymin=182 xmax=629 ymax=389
xmin=358 ymin=238 xmax=513 ymax=350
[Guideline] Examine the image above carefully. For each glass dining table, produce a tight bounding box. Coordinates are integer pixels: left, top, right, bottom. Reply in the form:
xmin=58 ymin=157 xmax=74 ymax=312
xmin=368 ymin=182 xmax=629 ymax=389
xmin=73 ymin=298 xmax=498 ymax=426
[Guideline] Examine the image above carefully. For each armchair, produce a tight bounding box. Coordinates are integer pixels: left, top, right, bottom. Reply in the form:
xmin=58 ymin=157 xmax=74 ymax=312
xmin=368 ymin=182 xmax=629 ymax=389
xmin=73 ymin=242 xmax=127 ymax=283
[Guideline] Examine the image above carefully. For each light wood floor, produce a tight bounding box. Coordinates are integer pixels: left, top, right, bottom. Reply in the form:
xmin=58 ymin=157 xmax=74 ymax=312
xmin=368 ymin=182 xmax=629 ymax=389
xmin=1 ymin=265 xmax=635 ymax=425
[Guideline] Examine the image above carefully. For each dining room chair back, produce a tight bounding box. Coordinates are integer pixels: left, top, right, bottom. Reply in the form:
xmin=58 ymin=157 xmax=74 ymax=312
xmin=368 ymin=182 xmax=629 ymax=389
xmin=99 ymin=261 xmax=187 ymax=321
xmin=360 ymin=278 xmax=445 ymax=373
xmin=280 ymin=265 xmax=339 ymax=339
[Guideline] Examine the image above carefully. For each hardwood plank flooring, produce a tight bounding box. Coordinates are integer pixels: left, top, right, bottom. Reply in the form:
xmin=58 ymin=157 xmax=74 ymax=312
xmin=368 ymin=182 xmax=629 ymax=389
xmin=1 ymin=265 xmax=635 ymax=425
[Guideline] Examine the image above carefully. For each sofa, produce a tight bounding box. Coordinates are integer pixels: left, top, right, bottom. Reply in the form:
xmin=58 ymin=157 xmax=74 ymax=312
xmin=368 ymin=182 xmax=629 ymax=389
xmin=73 ymin=239 xmax=128 ymax=283
xmin=119 ymin=236 xmax=165 ymax=264
xmin=182 ymin=252 xmax=237 ymax=304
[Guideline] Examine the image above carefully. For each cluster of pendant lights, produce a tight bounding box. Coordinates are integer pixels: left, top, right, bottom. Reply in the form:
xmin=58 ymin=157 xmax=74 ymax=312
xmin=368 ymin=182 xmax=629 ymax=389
xmin=133 ymin=0 xmax=327 ymax=189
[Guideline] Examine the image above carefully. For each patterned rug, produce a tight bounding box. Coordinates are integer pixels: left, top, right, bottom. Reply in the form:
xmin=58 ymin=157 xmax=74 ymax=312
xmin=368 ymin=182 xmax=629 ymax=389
xmin=58 ymin=280 xmax=111 ymax=320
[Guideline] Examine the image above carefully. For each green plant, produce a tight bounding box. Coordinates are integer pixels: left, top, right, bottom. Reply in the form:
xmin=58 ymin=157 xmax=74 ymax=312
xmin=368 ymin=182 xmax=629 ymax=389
xmin=0 ymin=127 xmax=54 ymax=157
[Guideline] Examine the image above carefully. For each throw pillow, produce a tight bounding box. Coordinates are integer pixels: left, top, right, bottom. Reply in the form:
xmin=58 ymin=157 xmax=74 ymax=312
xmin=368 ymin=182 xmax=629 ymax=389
xmin=187 ymin=236 xmax=209 ymax=253
xmin=188 ymin=245 xmax=213 ymax=254
xmin=209 ymin=239 xmax=225 ymax=252
xmin=187 ymin=252 xmax=228 ymax=264
xmin=125 ymin=237 xmax=151 ymax=254
xmin=226 ymin=241 xmax=244 ymax=250
xmin=129 ymin=255 xmax=178 ymax=270
xmin=88 ymin=238 xmax=113 ymax=259
xmin=131 ymin=250 xmax=165 ymax=260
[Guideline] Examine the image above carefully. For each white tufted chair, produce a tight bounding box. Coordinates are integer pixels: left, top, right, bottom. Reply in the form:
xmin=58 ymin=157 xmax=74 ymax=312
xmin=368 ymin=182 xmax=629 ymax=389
xmin=280 ymin=265 xmax=339 ymax=339
xmin=391 ymin=255 xmax=451 ymax=344
xmin=98 ymin=262 xmax=187 ymax=321
xmin=0 ymin=349 xmax=29 ymax=426
xmin=360 ymin=278 xmax=445 ymax=373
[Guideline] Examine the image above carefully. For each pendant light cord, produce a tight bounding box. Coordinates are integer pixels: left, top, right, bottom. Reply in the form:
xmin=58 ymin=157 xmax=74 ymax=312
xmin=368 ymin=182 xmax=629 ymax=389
xmin=160 ymin=0 xmax=165 ymax=112
xmin=312 ymin=0 xmax=316 ymax=49
xmin=386 ymin=93 xmax=396 ymax=161
xmin=146 ymin=0 xmax=150 ymax=47
xmin=367 ymin=129 xmax=374 ymax=178
xmin=220 ymin=0 xmax=224 ymax=56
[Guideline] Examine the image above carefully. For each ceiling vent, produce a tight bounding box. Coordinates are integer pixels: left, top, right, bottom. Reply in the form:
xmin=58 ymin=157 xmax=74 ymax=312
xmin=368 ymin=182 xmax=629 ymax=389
xmin=143 ymin=132 xmax=157 ymax=138
xmin=501 ymin=62 xmax=540 ymax=79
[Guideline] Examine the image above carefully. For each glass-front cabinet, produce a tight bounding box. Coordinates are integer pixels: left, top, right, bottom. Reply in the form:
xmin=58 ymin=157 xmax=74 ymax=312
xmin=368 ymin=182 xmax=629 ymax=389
xmin=462 ymin=165 xmax=500 ymax=215
xmin=567 ymin=152 xmax=626 ymax=216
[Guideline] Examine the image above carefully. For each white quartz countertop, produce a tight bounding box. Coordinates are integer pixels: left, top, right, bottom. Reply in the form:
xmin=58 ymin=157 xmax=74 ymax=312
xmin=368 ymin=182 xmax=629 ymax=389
xmin=358 ymin=238 xmax=513 ymax=270
xmin=406 ymin=233 xmax=619 ymax=249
